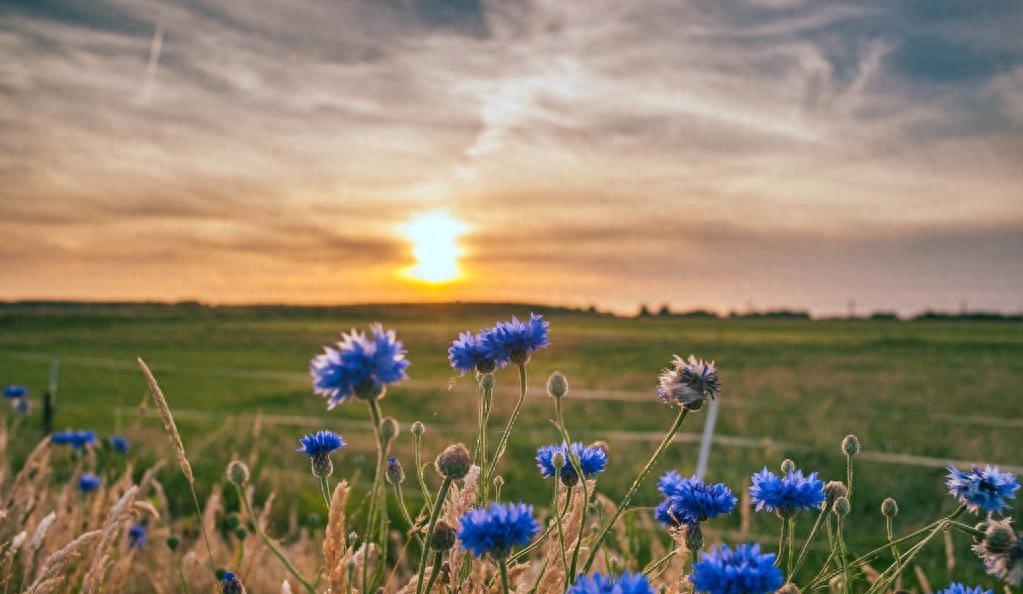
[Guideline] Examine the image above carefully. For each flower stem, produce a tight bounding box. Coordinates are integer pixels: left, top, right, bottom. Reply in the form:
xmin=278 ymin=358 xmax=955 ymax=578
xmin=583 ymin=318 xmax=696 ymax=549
xmin=552 ymin=480 xmax=570 ymax=591
xmin=416 ymin=477 xmax=453 ymax=594
xmin=393 ymin=482 xmax=425 ymax=549
xmin=363 ymin=397 xmax=387 ymax=594
xmin=581 ymin=407 xmax=688 ymax=574
xmin=509 ymin=495 xmax=573 ymax=562
xmin=835 ymin=514 xmax=850 ymax=594
xmin=885 ymin=515 xmax=901 ymax=579
xmin=792 ymin=506 xmax=827 ymax=577
xmin=498 ymin=556 xmax=512 ymax=594
xmin=319 ymin=476 xmax=332 ymax=511
xmin=846 ymin=454 xmax=855 ymax=503
xmin=233 ymin=483 xmax=317 ymax=594
xmin=553 ymin=395 xmax=588 ymax=582
xmin=485 ymin=364 xmax=528 ymax=490
xmin=421 ymin=551 xmax=442 ymax=594
xmin=413 ymin=427 xmax=433 ymax=513
xmin=786 ymin=516 xmax=797 ymax=579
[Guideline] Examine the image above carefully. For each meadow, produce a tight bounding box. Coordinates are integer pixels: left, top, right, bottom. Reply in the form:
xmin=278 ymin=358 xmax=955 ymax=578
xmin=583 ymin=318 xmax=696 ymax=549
xmin=1 ymin=302 xmax=1021 ymax=591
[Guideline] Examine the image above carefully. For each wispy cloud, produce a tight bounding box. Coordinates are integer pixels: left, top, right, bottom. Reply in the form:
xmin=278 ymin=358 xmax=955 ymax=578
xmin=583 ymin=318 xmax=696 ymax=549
xmin=0 ymin=0 xmax=1021 ymax=313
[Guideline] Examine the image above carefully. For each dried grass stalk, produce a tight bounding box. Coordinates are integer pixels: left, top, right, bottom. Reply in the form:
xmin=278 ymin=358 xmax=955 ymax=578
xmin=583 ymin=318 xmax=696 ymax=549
xmin=137 ymin=358 xmax=194 ymax=484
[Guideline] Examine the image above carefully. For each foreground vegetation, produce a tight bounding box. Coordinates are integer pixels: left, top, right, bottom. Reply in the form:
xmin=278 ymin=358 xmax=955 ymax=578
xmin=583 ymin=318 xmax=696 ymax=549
xmin=1 ymin=303 xmax=1021 ymax=592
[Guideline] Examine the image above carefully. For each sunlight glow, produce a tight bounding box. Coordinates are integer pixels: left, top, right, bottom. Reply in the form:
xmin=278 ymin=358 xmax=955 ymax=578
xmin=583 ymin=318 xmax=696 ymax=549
xmin=400 ymin=212 xmax=468 ymax=284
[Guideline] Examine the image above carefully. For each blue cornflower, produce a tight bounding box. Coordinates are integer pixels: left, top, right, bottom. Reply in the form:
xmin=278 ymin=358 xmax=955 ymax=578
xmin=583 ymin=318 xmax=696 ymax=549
xmin=448 ymin=330 xmax=497 ymax=375
xmin=52 ymin=430 xmax=97 ymax=450
xmin=458 ymin=502 xmax=541 ymax=558
xmin=536 ymin=442 xmax=607 ymax=486
xmin=655 ymin=471 xmax=736 ymax=527
xmin=690 ymin=543 xmax=783 ymax=594
xmin=297 ymin=430 xmax=345 ymax=457
xmin=749 ymin=467 xmax=825 ymax=516
xmin=79 ymin=473 xmax=102 ymax=493
xmin=937 ymin=583 xmax=992 ymax=594
xmin=3 ymin=385 xmax=27 ymax=398
xmin=111 ymin=436 xmax=129 ymax=454
xmin=480 ymin=313 xmax=550 ymax=366
xmin=310 ymin=324 xmax=409 ymax=407
xmin=221 ymin=571 xmax=244 ymax=594
xmin=128 ymin=523 xmax=146 ymax=549
xmin=568 ymin=571 xmax=655 ymax=594
xmin=946 ymin=465 xmax=1019 ymax=514
xmin=657 ymin=355 xmax=719 ymax=409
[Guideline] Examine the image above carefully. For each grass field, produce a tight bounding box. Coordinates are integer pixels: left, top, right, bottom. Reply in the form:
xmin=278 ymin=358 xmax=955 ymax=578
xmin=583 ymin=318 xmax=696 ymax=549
xmin=2 ymin=302 xmax=1021 ymax=584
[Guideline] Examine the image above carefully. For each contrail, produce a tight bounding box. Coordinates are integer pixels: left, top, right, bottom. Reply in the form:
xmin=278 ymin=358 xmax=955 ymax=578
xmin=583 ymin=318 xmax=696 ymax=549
xmin=140 ymin=13 xmax=166 ymax=105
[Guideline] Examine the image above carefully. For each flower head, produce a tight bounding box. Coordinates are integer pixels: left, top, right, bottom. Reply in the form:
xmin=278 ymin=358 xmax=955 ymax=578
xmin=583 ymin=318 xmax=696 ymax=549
xmin=128 ymin=523 xmax=147 ymax=549
xmin=657 ymin=355 xmax=719 ymax=409
xmin=78 ymin=473 xmax=102 ymax=493
xmin=655 ymin=471 xmax=736 ymax=527
xmin=297 ymin=430 xmax=345 ymax=457
xmin=973 ymin=518 xmax=1023 ymax=586
xmin=936 ymin=584 xmax=992 ymax=594
xmin=690 ymin=543 xmax=783 ymax=594
xmin=536 ymin=442 xmax=608 ymax=486
xmin=310 ymin=324 xmax=409 ymax=407
xmin=221 ymin=571 xmax=246 ymax=594
xmin=946 ymin=465 xmax=1019 ymax=514
xmin=111 ymin=436 xmax=129 ymax=454
xmin=568 ymin=571 xmax=655 ymax=594
xmin=3 ymin=385 xmax=27 ymax=399
xmin=749 ymin=467 xmax=825 ymax=516
xmin=52 ymin=430 xmax=97 ymax=450
xmin=458 ymin=502 xmax=540 ymax=558
xmin=386 ymin=456 xmax=405 ymax=485
xmin=481 ymin=313 xmax=550 ymax=366
xmin=448 ymin=331 xmax=497 ymax=375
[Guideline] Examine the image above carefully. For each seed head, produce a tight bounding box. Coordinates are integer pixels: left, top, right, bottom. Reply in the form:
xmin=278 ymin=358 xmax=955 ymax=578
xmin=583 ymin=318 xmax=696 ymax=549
xmin=385 ymin=457 xmax=405 ymax=485
xmin=380 ymin=417 xmax=400 ymax=443
xmin=435 ymin=443 xmax=472 ymax=480
xmin=881 ymin=497 xmax=899 ymax=517
xmin=842 ymin=435 xmax=860 ymax=456
xmin=226 ymin=461 xmax=250 ymax=485
xmin=983 ymin=519 xmax=1018 ymax=554
xmin=833 ymin=496 xmax=851 ymax=516
xmin=547 ymin=372 xmax=568 ymax=399
xmin=431 ymin=520 xmax=457 ymax=551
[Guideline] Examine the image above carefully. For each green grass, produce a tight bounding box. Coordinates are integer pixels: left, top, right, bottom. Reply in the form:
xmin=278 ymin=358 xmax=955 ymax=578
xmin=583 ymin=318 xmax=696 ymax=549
xmin=2 ymin=303 xmax=1021 ymax=585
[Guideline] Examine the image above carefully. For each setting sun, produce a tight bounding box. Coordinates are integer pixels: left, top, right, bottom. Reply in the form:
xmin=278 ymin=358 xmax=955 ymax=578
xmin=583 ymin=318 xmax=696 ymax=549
xmin=400 ymin=212 xmax=468 ymax=284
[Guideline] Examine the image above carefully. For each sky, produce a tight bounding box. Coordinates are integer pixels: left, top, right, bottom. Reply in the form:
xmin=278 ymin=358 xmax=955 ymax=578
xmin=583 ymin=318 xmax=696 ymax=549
xmin=1 ymin=0 xmax=1022 ymax=316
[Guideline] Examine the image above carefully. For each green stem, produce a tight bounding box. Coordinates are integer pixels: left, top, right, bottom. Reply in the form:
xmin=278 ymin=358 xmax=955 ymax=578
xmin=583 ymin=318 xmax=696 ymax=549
xmin=176 ymin=556 xmax=192 ymax=594
xmin=416 ymin=477 xmax=453 ymax=594
xmin=394 ymin=483 xmax=425 ymax=549
xmin=319 ymin=476 xmax=332 ymax=512
xmin=846 ymin=454 xmax=855 ymax=503
xmin=421 ymin=551 xmax=442 ymax=594
xmin=581 ymin=407 xmax=688 ymax=574
xmin=792 ymin=506 xmax=828 ymax=577
xmin=553 ymin=480 xmax=571 ymax=592
xmin=886 ymin=515 xmax=901 ymax=580
xmin=485 ymin=364 xmax=528 ymax=486
xmin=234 ymin=484 xmax=317 ymax=594
xmin=642 ymin=549 xmax=678 ymax=576
xmin=413 ymin=429 xmax=433 ymax=513
xmin=777 ymin=518 xmax=786 ymax=568
xmin=835 ymin=514 xmax=849 ymax=594
xmin=362 ymin=398 xmax=386 ymax=594
xmin=553 ymin=395 xmax=589 ymax=583
xmin=498 ymin=556 xmax=512 ymax=594
xmin=510 ymin=495 xmax=573 ymax=562
xmin=786 ymin=516 xmax=797 ymax=580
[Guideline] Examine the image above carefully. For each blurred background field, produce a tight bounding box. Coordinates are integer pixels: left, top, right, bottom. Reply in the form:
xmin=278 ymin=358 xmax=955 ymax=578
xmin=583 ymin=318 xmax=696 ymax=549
xmin=2 ymin=302 xmax=1021 ymax=583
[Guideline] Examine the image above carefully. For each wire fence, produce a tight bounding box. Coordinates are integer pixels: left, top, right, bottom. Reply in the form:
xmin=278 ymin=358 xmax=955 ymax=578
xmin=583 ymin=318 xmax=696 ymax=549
xmin=4 ymin=349 xmax=1022 ymax=473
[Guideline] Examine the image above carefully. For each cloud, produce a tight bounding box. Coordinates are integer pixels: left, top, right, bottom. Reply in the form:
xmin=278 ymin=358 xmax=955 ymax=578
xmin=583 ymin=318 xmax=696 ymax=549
xmin=0 ymin=0 xmax=1021 ymax=313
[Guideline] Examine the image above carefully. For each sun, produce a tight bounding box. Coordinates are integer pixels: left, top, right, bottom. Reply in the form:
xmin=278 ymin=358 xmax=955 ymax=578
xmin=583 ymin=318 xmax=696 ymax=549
xmin=400 ymin=211 xmax=469 ymax=284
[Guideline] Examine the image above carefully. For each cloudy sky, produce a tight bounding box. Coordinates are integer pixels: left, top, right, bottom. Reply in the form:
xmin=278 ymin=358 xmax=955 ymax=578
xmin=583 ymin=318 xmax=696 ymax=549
xmin=2 ymin=0 xmax=1022 ymax=315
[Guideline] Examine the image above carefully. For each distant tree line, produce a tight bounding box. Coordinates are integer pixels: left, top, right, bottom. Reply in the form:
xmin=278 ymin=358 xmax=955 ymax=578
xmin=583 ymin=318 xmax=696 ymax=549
xmin=635 ymin=303 xmax=1023 ymax=321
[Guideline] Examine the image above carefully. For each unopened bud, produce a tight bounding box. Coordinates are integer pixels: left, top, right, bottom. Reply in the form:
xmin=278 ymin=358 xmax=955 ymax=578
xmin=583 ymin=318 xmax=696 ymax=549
xmin=226 ymin=461 xmax=250 ymax=485
xmin=824 ymin=481 xmax=848 ymax=506
xmin=411 ymin=421 xmax=425 ymax=437
xmin=547 ymin=372 xmax=568 ymax=399
xmin=431 ymin=520 xmax=457 ymax=551
xmin=881 ymin=497 xmax=898 ymax=518
xmin=590 ymin=441 xmax=609 ymax=455
xmin=435 ymin=443 xmax=471 ymax=480
xmin=386 ymin=457 xmax=405 ymax=485
xmin=780 ymin=459 xmax=796 ymax=474
xmin=234 ymin=527 xmax=248 ymax=540
xmin=842 ymin=435 xmax=860 ymax=456
xmin=311 ymin=454 xmax=333 ymax=478
xmin=380 ymin=417 xmax=400 ymax=443
xmin=225 ymin=513 xmax=241 ymax=530
xmin=552 ymin=451 xmax=567 ymax=471
xmin=221 ymin=571 xmax=246 ymax=594
xmin=166 ymin=536 xmax=180 ymax=551
xmin=833 ymin=496 xmax=851 ymax=516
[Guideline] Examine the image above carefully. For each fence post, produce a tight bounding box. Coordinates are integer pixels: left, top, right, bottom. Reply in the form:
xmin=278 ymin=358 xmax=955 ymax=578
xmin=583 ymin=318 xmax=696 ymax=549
xmin=695 ymin=397 xmax=720 ymax=479
xmin=42 ymin=357 xmax=59 ymax=434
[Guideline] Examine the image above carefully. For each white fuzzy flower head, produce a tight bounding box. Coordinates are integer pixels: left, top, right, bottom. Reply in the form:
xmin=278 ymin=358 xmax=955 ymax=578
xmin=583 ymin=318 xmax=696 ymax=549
xmin=657 ymin=354 xmax=720 ymax=410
